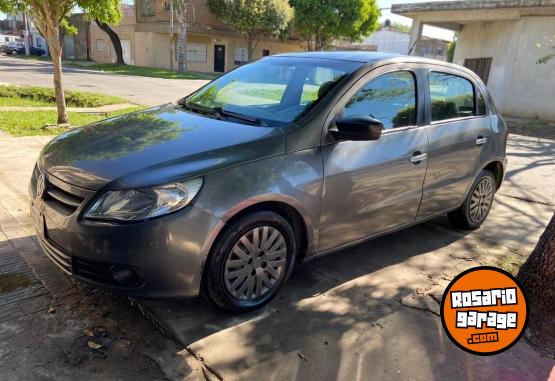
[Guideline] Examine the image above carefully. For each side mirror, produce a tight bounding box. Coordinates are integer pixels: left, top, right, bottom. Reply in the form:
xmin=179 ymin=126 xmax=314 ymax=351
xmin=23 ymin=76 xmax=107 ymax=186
xmin=330 ymin=116 xmax=383 ymax=141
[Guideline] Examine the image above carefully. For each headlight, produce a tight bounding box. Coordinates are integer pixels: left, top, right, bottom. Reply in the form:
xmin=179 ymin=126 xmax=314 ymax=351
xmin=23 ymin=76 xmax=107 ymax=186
xmin=84 ymin=178 xmax=203 ymax=222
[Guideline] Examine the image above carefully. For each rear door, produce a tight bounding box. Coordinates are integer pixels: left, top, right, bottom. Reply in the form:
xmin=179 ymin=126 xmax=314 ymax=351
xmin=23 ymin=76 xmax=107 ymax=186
xmin=318 ymin=65 xmax=429 ymax=252
xmin=417 ymin=68 xmax=492 ymax=218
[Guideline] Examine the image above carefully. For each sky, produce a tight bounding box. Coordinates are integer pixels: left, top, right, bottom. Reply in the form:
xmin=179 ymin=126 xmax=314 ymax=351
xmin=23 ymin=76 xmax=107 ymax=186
xmin=2 ymin=0 xmax=456 ymax=41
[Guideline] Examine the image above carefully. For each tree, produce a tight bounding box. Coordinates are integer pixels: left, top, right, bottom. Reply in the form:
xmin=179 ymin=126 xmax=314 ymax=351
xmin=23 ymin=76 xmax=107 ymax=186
xmin=172 ymin=0 xmax=194 ymax=73
xmin=0 ymin=0 xmax=121 ymax=124
xmin=290 ymin=0 xmax=379 ymax=51
xmin=517 ymin=212 xmax=555 ymax=353
xmin=208 ymin=0 xmax=293 ymax=61
xmin=95 ymin=20 xmax=125 ymax=65
xmin=447 ymin=41 xmax=456 ymax=63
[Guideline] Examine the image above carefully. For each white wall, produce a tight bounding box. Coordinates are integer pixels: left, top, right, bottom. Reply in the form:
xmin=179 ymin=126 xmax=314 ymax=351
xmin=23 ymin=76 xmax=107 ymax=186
xmin=454 ymin=17 xmax=555 ymax=121
xmin=360 ymin=29 xmax=410 ymax=54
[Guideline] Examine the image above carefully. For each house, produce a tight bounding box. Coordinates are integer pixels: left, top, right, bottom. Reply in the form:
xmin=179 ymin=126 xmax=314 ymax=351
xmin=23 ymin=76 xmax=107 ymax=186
xmin=90 ymin=4 xmax=136 ymax=65
xmin=60 ymin=14 xmax=90 ymax=60
xmin=334 ymin=22 xmax=450 ymax=60
xmin=392 ymin=0 xmax=555 ymax=121
xmin=132 ymin=0 xmax=303 ymax=73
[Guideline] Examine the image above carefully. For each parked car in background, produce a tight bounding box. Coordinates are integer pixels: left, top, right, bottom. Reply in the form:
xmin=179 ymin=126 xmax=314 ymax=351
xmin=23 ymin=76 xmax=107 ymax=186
xmin=3 ymin=42 xmax=45 ymax=56
xmin=30 ymin=52 xmax=508 ymax=312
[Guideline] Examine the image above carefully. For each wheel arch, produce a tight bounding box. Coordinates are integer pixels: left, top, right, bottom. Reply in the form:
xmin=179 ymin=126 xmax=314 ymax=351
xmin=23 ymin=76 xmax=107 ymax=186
xmin=482 ymin=160 xmax=505 ymax=191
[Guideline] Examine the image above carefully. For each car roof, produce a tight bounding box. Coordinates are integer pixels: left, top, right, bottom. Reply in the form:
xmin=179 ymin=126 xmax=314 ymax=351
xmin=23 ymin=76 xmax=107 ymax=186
xmin=274 ymin=51 xmax=404 ymax=63
xmin=273 ymin=51 xmax=482 ymax=84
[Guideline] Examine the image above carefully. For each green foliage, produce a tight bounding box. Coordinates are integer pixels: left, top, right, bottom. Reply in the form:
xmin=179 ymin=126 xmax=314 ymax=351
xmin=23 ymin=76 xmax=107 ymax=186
xmin=537 ymin=53 xmax=555 ymax=64
xmin=290 ymin=0 xmax=380 ymax=50
xmin=208 ymin=0 xmax=293 ymax=55
xmin=0 ymin=107 xmax=143 ymax=136
xmin=0 ymin=0 xmax=122 ymax=25
xmin=382 ymin=21 xmax=410 ymax=33
xmin=447 ymin=41 xmax=456 ymax=63
xmin=0 ymin=85 xmax=126 ymax=107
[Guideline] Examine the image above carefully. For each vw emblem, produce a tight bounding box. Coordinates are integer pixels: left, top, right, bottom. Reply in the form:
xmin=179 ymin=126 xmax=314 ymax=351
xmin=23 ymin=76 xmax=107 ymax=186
xmin=36 ymin=173 xmax=46 ymax=198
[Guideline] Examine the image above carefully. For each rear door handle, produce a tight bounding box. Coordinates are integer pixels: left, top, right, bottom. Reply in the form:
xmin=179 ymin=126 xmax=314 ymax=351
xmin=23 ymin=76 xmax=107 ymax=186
xmin=476 ymin=136 xmax=488 ymax=146
xmin=410 ymin=152 xmax=428 ymax=164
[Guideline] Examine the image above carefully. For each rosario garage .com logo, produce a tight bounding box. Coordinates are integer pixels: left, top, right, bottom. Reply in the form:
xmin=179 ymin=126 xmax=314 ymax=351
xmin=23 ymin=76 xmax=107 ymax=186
xmin=440 ymin=266 xmax=529 ymax=355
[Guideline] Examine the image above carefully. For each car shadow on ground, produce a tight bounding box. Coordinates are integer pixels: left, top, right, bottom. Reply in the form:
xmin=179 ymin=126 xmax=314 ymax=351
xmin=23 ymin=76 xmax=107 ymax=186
xmin=139 ymin=214 xmax=552 ymax=380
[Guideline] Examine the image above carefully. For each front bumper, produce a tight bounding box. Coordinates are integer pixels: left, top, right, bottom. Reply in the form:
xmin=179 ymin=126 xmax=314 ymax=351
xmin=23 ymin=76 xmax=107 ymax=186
xmin=29 ymin=169 xmax=223 ymax=299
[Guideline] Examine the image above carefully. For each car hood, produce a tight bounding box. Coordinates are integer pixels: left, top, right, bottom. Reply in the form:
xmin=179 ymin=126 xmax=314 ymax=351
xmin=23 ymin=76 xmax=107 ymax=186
xmin=40 ymin=104 xmax=285 ymax=190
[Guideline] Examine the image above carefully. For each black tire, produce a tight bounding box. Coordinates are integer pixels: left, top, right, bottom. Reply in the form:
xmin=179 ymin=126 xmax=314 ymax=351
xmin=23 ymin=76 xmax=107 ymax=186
xmin=203 ymin=211 xmax=297 ymax=312
xmin=448 ymin=170 xmax=496 ymax=230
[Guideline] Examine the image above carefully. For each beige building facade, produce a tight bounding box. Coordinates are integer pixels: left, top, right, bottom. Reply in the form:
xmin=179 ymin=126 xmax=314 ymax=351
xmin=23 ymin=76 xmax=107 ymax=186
xmin=91 ymin=1 xmax=303 ymax=73
xmin=393 ymin=0 xmax=555 ymax=121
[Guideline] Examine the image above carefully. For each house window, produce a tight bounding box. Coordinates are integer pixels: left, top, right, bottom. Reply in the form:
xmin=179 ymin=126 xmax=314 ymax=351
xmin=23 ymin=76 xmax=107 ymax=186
xmin=464 ymin=57 xmax=493 ymax=85
xmin=140 ymin=0 xmax=155 ymax=17
xmin=262 ymin=49 xmax=270 ymax=56
xmin=234 ymin=47 xmax=248 ymax=65
xmin=187 ymin=43 xmax=207 ymax=63
xmin=35 ymin=37 xmax=42 ymax=47
xmin=174 ymin=42 xmax=207 ymax=63
xmin=429 ymin=72 xmax=475 ymax=121
xmin=96 ymin=39 xmax=104 ymax=51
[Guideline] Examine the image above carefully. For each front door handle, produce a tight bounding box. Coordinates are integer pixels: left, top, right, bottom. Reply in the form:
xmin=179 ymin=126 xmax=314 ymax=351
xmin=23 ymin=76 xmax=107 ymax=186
xmin=410 ymin=152 xmax=428 ymax=164
xmin=476 ymin=136 xmax=488 ymax=146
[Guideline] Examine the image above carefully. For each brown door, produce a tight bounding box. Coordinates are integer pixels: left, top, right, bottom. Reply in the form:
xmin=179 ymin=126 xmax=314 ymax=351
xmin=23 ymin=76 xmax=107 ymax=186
xmin=214 ymin=45 xmax=225 ymax=73
xmin=464 ymin=58 xmax=492 ymax=84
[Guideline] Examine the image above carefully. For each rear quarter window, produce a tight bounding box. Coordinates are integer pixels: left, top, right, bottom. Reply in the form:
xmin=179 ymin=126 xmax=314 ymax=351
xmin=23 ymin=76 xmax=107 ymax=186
xmin=429 ymin=72 xmax=475 ymax=122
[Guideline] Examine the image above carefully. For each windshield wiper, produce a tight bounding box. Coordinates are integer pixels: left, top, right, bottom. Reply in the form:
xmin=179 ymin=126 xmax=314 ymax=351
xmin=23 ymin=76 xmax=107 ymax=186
xmin=179 ymin=100 xmax=266 ymax=127
xmin=212 ymin=107 xmax=267 ymax=127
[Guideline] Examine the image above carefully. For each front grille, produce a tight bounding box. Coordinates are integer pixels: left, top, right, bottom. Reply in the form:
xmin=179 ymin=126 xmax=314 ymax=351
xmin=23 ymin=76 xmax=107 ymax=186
xmin=73 ymin=257 xmax=114 ymax=285
xmin=37 ymin=236 xmax=72 ymax=274
xmin=43 ymin=176 xmax=84 ymax=215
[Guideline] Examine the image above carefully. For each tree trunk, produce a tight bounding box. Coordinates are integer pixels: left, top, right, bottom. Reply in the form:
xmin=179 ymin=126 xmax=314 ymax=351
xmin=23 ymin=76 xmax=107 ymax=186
xmin=246 ymin=33 xmax=259 ymax=62
xmin=44 ymin=27 xmax=68 ymax=124
xmin=95 ymin=20 xmax=125 ymax=65
xmin=517 ymin=212 xmax=555 ymax=354
xmin=176 ymin=13 xmax=187 ymax=73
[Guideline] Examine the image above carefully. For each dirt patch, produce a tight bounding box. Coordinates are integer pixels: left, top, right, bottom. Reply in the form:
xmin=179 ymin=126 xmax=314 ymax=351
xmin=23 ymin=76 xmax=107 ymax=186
xmin=0 ymin=272 xmax=33 ymax=293
xmin=506 ymin=117 xmax=555 ymax=140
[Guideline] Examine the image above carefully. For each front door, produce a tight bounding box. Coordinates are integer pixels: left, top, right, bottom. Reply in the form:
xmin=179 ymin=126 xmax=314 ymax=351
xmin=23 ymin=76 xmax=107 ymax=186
xmin=318 ymin=68 xmax=429 ymax=252
xmin=214 ymin=44 xmax=225 ymax=73
xmin=417 ymin=69 xmax=492 ymax=218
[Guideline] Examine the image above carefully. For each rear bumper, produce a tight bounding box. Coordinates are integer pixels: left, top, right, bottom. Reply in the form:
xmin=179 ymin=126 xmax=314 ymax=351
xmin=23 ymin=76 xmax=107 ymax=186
xmin=30 ymin=173 xmax=224 ymax=299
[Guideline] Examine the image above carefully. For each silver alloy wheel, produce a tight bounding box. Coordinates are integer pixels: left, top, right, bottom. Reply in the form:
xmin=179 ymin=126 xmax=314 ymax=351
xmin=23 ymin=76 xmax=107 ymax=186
xmin=224 ymin=226 xmax=287 ymax=301
xmin=469 ymin=177 xmax=494 ymax=223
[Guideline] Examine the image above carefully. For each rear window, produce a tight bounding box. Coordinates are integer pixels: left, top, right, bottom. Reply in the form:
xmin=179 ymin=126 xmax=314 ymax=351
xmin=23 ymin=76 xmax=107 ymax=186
xmin=429 ymin=72 xmax=475 ymax=122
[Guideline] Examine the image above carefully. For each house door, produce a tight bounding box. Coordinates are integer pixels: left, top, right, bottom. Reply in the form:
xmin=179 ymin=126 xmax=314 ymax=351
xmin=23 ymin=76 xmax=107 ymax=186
xmin=63 ymin=35 xmax=75 ymax=59
xmin=214 ymin=45 xmax=225 ymax=72
xmin=464 ymin=58 xmax=492 ymax=84
xmin=111 ymin=40 xmax=132 ymax=65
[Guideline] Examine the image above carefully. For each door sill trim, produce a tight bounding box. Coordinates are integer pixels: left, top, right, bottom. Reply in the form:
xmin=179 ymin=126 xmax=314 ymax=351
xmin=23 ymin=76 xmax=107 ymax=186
xmin=304 ymin=206 xmax=459 ymax=263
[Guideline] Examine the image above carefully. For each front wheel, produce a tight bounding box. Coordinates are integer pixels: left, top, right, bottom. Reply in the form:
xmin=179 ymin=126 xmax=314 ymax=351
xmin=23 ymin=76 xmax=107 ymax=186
xmin=204 ymin=211 xmax=297 ymax=312
xmin=448 ymin=170 xmax=496 ymax=230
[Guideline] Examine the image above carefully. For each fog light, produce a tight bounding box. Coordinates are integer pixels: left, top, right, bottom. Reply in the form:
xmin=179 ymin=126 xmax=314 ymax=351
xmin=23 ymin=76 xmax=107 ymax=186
xmin=110 ymin=265 xmax=141 ymax=287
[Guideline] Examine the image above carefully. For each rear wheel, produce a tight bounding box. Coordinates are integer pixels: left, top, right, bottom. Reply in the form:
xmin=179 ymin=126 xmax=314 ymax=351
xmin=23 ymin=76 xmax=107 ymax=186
xmin=204 ymin=211 xmax=296 ymax=312
xmin=448 ymin=170 xmax=496 ymax=230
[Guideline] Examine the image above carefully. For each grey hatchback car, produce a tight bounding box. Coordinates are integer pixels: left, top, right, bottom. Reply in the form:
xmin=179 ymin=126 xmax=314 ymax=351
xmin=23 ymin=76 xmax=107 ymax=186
xmin=30 ymin=52 xmax=508 ymax=311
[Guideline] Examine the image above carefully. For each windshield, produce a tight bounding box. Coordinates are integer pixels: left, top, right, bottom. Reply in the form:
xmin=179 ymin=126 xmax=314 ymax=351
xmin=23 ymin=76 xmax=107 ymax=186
xmin=184 ymin=57 xmax=362 ymax=126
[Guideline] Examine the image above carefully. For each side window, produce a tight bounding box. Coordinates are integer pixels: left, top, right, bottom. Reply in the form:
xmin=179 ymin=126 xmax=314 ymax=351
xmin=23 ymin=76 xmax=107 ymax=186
xmin=343 ymin=71 xmax=417 ymax=129
xmin=429 ymin=72 xmax=475 ymax=121
xmin=477 ymin=90 xmax=487 ymax=116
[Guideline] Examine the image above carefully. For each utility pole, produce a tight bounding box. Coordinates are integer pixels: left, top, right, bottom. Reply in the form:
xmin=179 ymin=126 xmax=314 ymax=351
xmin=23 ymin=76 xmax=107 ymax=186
xmin=169 ymin=0 xmax=174 ymax=71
